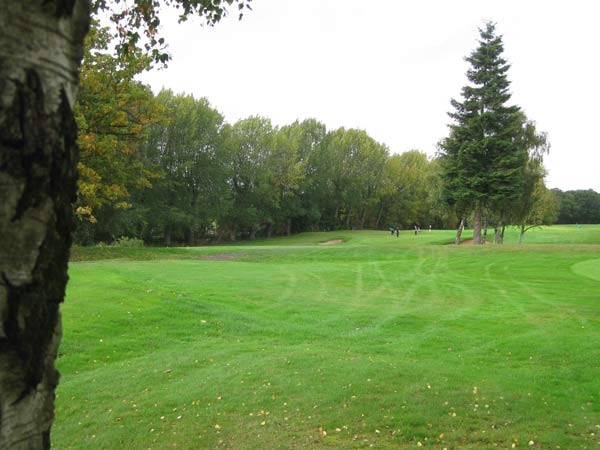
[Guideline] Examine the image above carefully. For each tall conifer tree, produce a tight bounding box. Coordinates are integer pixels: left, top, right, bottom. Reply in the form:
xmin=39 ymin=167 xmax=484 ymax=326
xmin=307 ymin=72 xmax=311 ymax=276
xmin=439 ymin=22 xmax=528 ymax=244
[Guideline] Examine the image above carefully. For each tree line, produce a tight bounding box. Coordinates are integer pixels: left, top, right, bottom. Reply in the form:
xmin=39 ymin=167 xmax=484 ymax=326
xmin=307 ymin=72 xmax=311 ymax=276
xmin=74 ymin=21 xmax=599 ymax=247
xmin=74 ymin=21 xmax=455 ymax=245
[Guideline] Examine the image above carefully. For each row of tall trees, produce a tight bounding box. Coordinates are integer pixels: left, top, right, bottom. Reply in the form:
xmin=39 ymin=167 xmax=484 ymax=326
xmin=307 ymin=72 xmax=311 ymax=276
xmin=73 ymin=21 xmax=577 ymax=246
xmin=77 ymin=84 xmax=450 ymax=244
xmin=71 ymin=21 xmax=459 ymax=244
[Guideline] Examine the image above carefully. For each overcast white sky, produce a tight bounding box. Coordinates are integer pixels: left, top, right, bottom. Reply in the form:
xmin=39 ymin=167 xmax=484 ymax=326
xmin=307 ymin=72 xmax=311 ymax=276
xmin=138 ymin=0 xmax=600 ymax=192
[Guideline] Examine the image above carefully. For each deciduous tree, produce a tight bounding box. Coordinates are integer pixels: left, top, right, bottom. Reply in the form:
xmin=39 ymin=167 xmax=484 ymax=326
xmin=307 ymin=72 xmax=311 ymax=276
xmin=75 ymin=21 xmax=161 ymax=226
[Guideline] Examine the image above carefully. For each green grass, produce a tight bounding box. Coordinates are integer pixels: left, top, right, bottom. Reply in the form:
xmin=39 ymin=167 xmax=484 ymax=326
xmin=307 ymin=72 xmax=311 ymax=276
xmin=54 ymin=226 xmax=600 ymax=449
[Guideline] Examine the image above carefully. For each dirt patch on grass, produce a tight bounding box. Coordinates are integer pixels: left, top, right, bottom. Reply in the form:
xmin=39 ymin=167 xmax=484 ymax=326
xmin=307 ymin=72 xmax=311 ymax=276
xmin=458 ymin=239 xmax=489 ymax=245
xmin=199 ymin=253 xmax=242 ymax=261
xmin=319 ymin=239 xmax=344 ymax=246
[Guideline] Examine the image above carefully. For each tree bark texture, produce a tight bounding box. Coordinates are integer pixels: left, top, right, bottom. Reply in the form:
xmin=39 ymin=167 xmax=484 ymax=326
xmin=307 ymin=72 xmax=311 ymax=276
xmin=0 ymin=1 xmax=89 ymax=449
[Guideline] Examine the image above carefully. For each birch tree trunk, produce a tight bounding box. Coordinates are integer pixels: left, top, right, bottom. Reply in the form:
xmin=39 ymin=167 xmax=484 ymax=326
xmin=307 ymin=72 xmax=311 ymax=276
xmin=455 ymin=217 xmax=465 ymax=245
xmin=0 ymin=1 xmax=90 ymax=449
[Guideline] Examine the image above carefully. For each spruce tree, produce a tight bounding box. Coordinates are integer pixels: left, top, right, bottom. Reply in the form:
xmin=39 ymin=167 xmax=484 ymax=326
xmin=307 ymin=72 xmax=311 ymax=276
xmin=439 ymin=22 xmax=528 ymax=244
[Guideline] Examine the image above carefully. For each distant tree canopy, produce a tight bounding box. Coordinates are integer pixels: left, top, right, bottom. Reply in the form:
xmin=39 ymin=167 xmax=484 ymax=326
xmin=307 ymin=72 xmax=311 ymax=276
xmin=75 ymin=87 xmax=449 ymax=244
xmin=553 ymin=189 xmax=600 ymax=224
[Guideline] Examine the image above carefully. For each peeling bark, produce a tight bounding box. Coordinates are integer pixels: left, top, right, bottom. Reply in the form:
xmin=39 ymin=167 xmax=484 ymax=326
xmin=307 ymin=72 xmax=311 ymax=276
xmin=0 ymin=1 xmax=90 ymax=449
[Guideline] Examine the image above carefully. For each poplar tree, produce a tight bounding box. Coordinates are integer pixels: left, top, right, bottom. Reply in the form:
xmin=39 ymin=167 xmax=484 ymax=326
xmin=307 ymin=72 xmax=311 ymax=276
xmin=439 ymin=22 xmax=528 ymax=244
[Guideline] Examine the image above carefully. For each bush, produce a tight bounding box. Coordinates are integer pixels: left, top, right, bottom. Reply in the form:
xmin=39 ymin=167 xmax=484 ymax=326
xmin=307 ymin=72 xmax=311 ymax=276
xmin=112 ymin=236 xmax=145 ymax=247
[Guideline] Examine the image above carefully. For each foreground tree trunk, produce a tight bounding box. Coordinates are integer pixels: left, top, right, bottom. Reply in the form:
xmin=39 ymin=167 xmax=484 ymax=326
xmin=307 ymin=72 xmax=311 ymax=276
xmin=0 ymin=1 xmax=89 ymax=449
xmin=455 ymin=217 xmax=465 ymax=245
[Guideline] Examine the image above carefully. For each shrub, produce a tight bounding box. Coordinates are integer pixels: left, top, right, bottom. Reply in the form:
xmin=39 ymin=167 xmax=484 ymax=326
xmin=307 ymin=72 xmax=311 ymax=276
xmin=112 ymin=236 xmax=145 ymax=247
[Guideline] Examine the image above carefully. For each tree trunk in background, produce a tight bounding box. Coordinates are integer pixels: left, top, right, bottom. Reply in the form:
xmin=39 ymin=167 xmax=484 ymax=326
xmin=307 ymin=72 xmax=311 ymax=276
xmin=482 ymin=215 xmax=488 ymax=244
xmin=519 ymin=224 xmax=525 ymax=244
xmin=333 ymin=204 xmax=339 ymax=229
xmin=0 ymin=1 xmax=90 ymax=449
xmin=455 ymin=217 xmax=465 ymax=245
xmin=164 ymin=228 xmax=172 ymax=246
xmin=265 ymin=222 xmax=272 ymax=239
xmin=494 ymin=222 xmax=504 ymax=244
xmin=472 ymin=206 xmax=482 ymax=244
xmin=374 ymin=206 xmax=383 ymax=229
xmin=285 ymin=219 xmax=291 ymax=236
xmin=345 ymin=205 xmax=352 ymax=229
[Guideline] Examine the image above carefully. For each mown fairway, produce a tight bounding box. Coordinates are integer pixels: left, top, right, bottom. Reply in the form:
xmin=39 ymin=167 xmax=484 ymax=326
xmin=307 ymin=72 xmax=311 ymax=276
xmin=54 ymin=226 xmax=600 ymax=449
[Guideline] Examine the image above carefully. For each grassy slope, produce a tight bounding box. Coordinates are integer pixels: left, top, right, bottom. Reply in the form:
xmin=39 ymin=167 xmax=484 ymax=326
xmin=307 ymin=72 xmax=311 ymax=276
xmin=54 ymin=226 xmax=600 ymax=449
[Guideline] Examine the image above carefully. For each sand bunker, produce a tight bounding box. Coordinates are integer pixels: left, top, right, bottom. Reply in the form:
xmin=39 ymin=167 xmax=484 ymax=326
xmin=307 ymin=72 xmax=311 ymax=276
xmin=319 ymin=239 xmax=344 ymax=246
